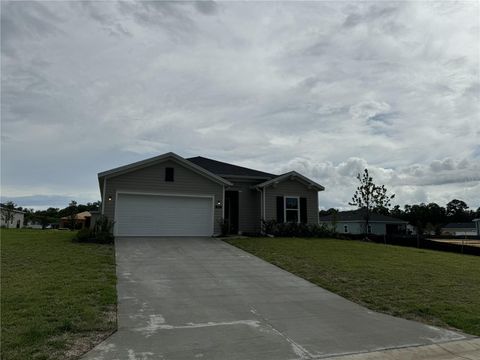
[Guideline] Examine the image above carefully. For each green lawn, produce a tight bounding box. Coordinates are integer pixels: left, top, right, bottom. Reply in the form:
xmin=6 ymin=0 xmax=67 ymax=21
xmin=1 ymin=229 xmax=117 ymax=360
xmin=226 ymin=237 xmax=480 ymax=336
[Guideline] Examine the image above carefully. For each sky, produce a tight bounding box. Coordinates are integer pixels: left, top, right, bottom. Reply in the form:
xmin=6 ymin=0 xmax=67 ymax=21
xmin=1 ymin=1 xmax=479 ymax=211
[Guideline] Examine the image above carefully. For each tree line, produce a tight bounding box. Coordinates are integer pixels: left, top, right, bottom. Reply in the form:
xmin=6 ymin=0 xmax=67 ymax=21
xmin=320 ymin=168 xmax=479 ymax=236
xmin=1 ymin=200 xmax=101 ymax=228
xmin=320 ymin=199 xmax=479 ymax=235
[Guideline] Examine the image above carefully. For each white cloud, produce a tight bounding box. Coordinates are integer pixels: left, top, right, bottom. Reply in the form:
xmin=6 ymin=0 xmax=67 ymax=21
xmin=1 ymin=1 xmax=479 ymax=210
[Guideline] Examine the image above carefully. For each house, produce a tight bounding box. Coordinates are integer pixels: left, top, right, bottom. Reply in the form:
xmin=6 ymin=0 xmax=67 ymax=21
xmin=474 ymin=219 xmax=480 ymax=238
xmin=97 ymin=152 xmax=324 ymax=237
xmin=319 ymin=209 xmax=408 ymax=235
xmin=26 ymin=220 xmax=43 ymax=229
xmin=0 ymin=205 xmax=24 ymax=228
xmin=59 ymin=211 xmax=92 ymax=229
xmin=441 ymin=222 xmax=477 ymax=236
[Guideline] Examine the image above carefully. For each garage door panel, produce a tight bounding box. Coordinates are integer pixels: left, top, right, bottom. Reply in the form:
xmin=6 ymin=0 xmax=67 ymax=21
xmin=115 ymin=193 xmax=213 ymax=236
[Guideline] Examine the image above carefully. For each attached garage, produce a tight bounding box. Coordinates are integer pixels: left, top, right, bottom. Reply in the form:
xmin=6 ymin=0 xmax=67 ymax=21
xmin=99 ymin=153 xmax=231 ymax=237
xmin=115 ymin=193 xmax=214 ymax=237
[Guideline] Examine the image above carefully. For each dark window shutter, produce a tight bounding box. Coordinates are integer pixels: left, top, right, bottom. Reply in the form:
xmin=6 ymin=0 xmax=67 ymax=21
xmin=276 ymin=196 xmax=284 ymax=223
xmin=300 ymin=197 xmax=307 ymax=223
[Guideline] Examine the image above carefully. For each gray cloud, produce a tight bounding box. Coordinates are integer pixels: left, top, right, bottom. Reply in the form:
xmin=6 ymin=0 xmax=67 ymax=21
xmin=194 ymin=1 xmax=218 ymax=15
xmin=1 ymin=1 xmax=479 ymax=210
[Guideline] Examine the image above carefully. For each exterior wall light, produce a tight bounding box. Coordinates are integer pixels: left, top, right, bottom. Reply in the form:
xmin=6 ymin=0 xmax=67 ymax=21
xmin=108 ymin=196 xmax=112 ymax=201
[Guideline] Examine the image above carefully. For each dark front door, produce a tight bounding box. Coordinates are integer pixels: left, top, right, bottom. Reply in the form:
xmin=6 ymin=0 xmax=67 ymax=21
xmin=225 ymin=191 xmax=239 ymax=234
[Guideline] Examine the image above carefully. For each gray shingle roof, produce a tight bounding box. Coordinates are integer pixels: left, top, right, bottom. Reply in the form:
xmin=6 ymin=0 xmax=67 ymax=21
xmin=319 ymin=209 xmax=407 ymax=223
xmin=187 ymin=156 xmax=276 ymax=179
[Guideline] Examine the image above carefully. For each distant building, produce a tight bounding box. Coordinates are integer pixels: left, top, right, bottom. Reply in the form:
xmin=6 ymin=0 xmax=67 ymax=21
xmin=26 ymin=220 xmax=43 ymax=229
xmin=471 ymin=219 xmax=479 ymax=238
xmin=440 ymin=222 xmax=477 ymax=236
xmin=0 ymin=205 xmax=24 ymax=228
xmin=59 ymin=211 xmax=92 ymax=229
xmin=319 ymin=209 xmax=408 ymax=235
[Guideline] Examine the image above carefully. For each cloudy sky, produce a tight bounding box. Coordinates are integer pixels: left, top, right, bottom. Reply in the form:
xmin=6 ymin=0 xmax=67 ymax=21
xmin=1 ymin=1 xmax=479 ymax=211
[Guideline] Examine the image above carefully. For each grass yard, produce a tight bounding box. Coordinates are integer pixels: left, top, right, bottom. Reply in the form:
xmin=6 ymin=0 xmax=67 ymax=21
xmin=226 ymin=237 xmax=480 ymax=336
xmin=1 ymin=229 xmax=117 ymax=360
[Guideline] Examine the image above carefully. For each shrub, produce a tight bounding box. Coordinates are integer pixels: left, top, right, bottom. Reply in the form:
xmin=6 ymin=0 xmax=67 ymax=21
xmin=262 ymin=220 xmax=334 ymax=238
xmin=73 ymin=228 xmax=95 ymax=242
xmin=91 ymin=216 xmax=114 ymax=244
xmin=72 ymin=216 xmax=114 ymax=244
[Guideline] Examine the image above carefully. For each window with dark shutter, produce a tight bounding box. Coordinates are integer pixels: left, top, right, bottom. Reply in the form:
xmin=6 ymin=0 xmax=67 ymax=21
xmin=165 ymin=167 xmax=174 ymax=182
xmin=276 ymin=196 xmax=284 ymax=223
xmin=300 ymin=197 xmax=307 ymax=223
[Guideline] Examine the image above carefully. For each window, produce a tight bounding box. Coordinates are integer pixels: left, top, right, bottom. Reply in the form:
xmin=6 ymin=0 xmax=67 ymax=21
xmin=165 ymin=167 xmax=174 ymax=182
xmin=284 ymin=196 xmax=300 ymax=223
xmin=367 ymin=224 xmax=372 ymax=234
xmin=344 ymin=225 xmax=349 ymax=233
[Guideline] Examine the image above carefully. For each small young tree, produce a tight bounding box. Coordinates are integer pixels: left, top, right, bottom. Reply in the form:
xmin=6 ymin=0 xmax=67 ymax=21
xmin=349 ymin=169 xmax=395 ymax=237
xmin=1 ymin=201 xmax=17 ymax=228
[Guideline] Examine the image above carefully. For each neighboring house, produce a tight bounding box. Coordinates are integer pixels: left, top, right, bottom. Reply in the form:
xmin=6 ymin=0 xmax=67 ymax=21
xmin=319 ymin=209 xmax=408 ymax=235
xmin=474 ymin=219 xmax=480 ymax=238
xmin=26 ymin=220 xmax=43 ymax=229
xmin=59 ymin=211 xmax=92 ymax=229
xmin=441 ymin=222 xmax=477 ymax=236
xmin=98 ymin=152 xmax=324 ymax=237
xmin=0 ymin=206 xmax=24 ymax=228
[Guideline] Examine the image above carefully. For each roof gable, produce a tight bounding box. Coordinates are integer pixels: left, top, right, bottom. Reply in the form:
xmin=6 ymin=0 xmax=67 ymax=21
xmin=98 ymin=152 xmax=233 ymax=187
xmin=254 ymin=171 xmax=325 ymax=191
xmin=187 ymin=156 xmax=276 ymax=179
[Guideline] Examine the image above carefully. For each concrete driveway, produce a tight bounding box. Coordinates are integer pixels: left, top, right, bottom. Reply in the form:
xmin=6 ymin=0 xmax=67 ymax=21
xmin=83 ymin=237 xmax=467 ymax=360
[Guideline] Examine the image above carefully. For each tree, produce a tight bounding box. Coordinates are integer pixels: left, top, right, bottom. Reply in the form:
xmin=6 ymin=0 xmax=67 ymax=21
xmin=1 ymin=201 xmax=17 ymax=228
xmin=67 ymin=200 xmax=78 ymax=230
xmin=446 ymin=199 xmax=469 ymax=222
xmin=390 ymin=204 xmax=403 ymax=218
xmin=349 ymin=169 xmax=395 ymax=237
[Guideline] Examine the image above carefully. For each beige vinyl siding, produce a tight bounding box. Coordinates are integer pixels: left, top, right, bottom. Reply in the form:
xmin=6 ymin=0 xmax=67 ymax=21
xmin=264 ymin=180 xmax=319 ymax=224
xmin=225 ymin=179 xmax=262 ymax=234
xmin=103 ymin=159 xmax=223 ymax=234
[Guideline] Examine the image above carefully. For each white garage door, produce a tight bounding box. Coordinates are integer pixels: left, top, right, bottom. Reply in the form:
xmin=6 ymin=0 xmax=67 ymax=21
xmin=115 ymin=193 xmax=214 ymax=236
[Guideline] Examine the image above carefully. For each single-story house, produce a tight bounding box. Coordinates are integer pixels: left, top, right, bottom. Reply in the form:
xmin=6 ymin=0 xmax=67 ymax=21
xmin=59 ymin=211 xmax=92 ymax=229
xmin=319 ymin=209 xmax=408 ymax=235
xmin=0 ymin=206 xmax=24 ymax=228
xmin=26 ymin=220 xmax=43 ymax=229
xmin=474 ymin=219 xmax=480 ymax=238
xmin=473 ymin=219 xmax=480 ymax=238
xmin=441 ymin=222 xmax=477 ymax=236
xmin=97 ymin=152 xmax=324 ymax=237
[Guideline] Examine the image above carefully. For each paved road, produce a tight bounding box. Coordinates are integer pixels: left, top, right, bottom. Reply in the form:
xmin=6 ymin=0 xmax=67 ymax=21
xmin=83 ymin=237 xmax=468 ymax=360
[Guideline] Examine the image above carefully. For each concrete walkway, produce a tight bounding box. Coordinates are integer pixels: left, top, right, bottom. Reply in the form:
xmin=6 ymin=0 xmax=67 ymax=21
xmin=82 ymin=237 xmax=473 ymax=360
xmin=326 ymin=338 xmax=480 ymax=359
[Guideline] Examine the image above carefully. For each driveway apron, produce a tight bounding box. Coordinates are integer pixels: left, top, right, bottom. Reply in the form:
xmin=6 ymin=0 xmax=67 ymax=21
xmin=82 ymin=237 xmax=468 ymax=360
